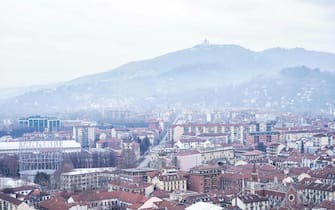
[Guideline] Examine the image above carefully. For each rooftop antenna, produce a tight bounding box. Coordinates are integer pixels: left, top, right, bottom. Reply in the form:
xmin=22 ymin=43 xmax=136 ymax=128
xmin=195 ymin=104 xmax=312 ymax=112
xmin=201 ymin=39 xmax=210 ymax=46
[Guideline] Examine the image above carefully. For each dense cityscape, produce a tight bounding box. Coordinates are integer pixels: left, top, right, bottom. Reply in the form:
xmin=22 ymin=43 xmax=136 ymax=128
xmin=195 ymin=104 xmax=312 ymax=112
xmin=1 ymin=1 xmax=335 ymax=210
xmin=0 ymin=107 xmax=335 ymax=210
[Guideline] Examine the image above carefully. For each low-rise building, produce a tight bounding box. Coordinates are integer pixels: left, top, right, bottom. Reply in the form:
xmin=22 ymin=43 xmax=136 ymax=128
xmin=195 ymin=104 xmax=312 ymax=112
xmin=307 ymin=164 xmax=335 ymax=184
xmin=119 ymin=168 xmax=157 ymax=183
xmin=185 ymin=201 xmax=222 ymax=210
xmin=40 ymin=196 xmax=87 ymax=210
xmin=301 ymin=182 xmax=335 ymax=204
xmin=232 ymin=193 xmax=269 ymax=210
xmin=66 ymin=190 xmax=182 ymax=210
xmin=0 ymin=192 xmax=35 ymax=210
xmin=108 ymin=180 xmax=154 ymax=196
xmin=148 ymin=168 xmax=187 ymax=192
xmin=312 ymin=200 xmax=335 ymax=210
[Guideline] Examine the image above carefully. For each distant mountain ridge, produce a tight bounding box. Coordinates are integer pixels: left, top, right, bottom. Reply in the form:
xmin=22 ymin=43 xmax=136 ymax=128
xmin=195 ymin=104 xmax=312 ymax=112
xmin=1 ymin=44 xmax=335 ymax=117
xmin=70 ymin=44 xmax=335 ymax=83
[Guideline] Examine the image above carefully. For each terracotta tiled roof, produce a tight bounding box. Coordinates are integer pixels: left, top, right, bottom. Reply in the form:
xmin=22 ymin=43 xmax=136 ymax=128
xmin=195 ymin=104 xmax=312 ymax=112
xmin=152 ymin=189 xmax=170 ymax=198
xmin=11 ymin=185 xmax=37 ymax=192
xmin=238 ymin=193 xmax=268 ymax=203
xmin=307 ymin=164 xmax=335 ymax=179
xmin=127 ymin=202 xmax=143 ymax=210
xmin=225 ymin=164 xmax=285 ymax=181
xmin=71 ymin=190 xmax=120 ymax=202
xmin=256 ymin=189 xmax=285 ymax=198
xmin=221 ymin=173 xmax=250 ymax=180
xmin=0 ymin=192 xmax=22 ymax=206
xmin=318 ymin=200 xmax=335 ymax=209
xmin=118 ymin=191 xmax=149 ymax=204
xmin=147 ymin=171 xmax=159 ymax=178
xmin=70 ymin=190 xmax=149 ymax=207
xmin=40 ymin=196 xmax=78 ymax=210
xmin=154 ymin=200 xmax=185 ymax=210
xmin=287 ymin=167 xmax=309 ymax=176
xmin=303 ymin=182 xmax=335 ymax=192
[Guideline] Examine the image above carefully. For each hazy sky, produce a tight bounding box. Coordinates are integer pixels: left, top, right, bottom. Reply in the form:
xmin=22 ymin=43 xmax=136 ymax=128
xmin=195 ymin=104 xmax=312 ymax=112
xmin=1 ymin=0 xmax=334 ymax=88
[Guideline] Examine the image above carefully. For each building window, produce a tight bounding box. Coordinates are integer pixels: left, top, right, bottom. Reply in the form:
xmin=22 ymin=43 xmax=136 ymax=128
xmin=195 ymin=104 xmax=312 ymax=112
xmin=289 ymin=194 xmax=295 ymax=202
xmin=254 ymin=136 xmax=260 ymax=144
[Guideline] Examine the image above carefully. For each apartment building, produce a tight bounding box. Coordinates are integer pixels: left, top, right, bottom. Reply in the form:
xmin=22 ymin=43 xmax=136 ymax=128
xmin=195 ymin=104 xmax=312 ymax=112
xmin=169 ymin=123 xmax=247 ymax=144
xmin=148 ymin=168 xmax=187 ymax=192
xmin=187 ymin=165 xmax=222 ymax=193
xmin=72 ymin=126 xmax=96 ymax=149
xmin=60 ymin=168 xmax=115 ymax=192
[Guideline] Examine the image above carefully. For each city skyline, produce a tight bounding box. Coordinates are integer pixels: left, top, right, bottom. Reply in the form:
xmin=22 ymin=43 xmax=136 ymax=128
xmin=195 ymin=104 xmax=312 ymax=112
xmin=1 ymin=1 xmax=335 ymax=209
